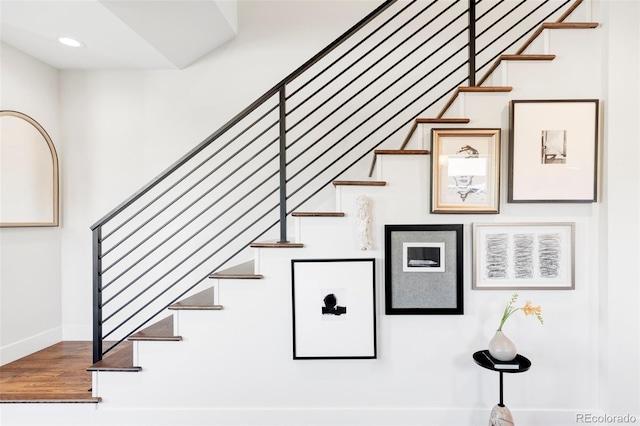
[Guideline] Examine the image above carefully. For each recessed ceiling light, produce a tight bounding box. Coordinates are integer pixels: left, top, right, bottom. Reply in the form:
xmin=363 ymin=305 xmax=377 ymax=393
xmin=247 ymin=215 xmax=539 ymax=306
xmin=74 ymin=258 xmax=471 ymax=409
xmin=58 ymin=37 xmax=85 ymax=48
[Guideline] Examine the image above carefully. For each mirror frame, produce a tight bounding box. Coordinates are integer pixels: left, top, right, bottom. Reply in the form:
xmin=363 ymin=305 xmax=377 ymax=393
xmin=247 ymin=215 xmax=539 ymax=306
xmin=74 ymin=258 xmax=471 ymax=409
xmin=0 ymin=110 xmax=59 ymax=227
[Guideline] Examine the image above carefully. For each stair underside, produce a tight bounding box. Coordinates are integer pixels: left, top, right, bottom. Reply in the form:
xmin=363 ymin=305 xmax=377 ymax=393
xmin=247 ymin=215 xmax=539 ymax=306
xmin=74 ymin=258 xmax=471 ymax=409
xmin=128 ymin=316 xmax=181 ymax=342
xmin=169 ymin=287 xmax=223 ymax=310
xmin=208 ymin=260 xmax=262 ymax=280
xmin=88 ymin=341 xmax=140 ymax=372
xmin=89 ymin=317 xmax=182 ymax=372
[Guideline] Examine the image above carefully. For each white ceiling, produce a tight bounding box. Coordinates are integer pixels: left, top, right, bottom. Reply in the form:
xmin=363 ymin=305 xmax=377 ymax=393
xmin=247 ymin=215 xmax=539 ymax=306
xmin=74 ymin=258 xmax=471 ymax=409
xmin=0 ymin=0 xmax=238 ymax=70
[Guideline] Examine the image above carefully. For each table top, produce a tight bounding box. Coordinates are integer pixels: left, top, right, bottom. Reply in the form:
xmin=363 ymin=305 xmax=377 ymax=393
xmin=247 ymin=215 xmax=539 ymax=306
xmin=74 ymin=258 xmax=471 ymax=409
xmin=473 ymin=350 xmax=531 ymax=373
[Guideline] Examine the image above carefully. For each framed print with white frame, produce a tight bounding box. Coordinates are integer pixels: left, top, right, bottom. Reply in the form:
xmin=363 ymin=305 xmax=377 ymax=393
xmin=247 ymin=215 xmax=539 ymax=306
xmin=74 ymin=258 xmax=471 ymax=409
xmin=431 ymin=128 xmax=500 ymax=213
xmin=291 ymin=258 xmax=376 ymax=360
xmin=472 ymin=222 xmax=575 ymax=290
xmin=508 ymin=99 xmax=599 ymax=202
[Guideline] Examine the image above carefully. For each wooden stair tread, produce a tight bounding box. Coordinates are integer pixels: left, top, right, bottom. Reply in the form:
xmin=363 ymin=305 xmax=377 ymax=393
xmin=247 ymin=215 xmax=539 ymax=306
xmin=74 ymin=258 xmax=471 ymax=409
xmin=384 ymin=118 xmax=470 ymax=171
xmin=332 ymin=180 xmax=386 ymax=186
xmin=128 ymin=316 xmax=181 ymax=342
xmin=543 ymin=22 xmax=599 ymax=29
xmin=208 ymin=260 xmax=263 ymax=280
xmin=250 ymin=241 xmax=304 ymax=248
xmin=291 ymin=212 xmax=346 ymax=217
xmin=87 ymin=341 xmax=141 ymax=372
xmin=374 ymin=149 xmax=429 ymax=155
xmin=457 ymin=86 xmax=513 ymax=93
xmin=500 ymin=54 xmax=556 ymax=60
xmin=415 ymin=117 xmax=470 ymax=124
xmin=169 ymin=287 xmax=223 ymax=310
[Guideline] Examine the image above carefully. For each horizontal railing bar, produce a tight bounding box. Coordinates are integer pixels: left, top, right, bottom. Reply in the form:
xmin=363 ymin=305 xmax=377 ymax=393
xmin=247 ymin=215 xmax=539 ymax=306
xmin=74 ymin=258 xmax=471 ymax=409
xmin=476 ymin=0 xmax=505 ymax=21
xmin=475 ymin=1 xmax=569 ymax=76
xmin=102 ymin=154 xmax=280 ymax=302
xmin=91 ymin=96 xmax=283 ymax=232
xmin=287 ymin=1 xmax=415 ymax=102
xmin=287 ymin=57 xmax=467 ymax=200
xmin=476 ymin=0 xmax=550 ymax=57
xmin=287 ymin=77 xmax=466 ymax=214
xmin=100 ymin=119 xmax=279 ymax=264
xmin=101 ymin=184 xmax=281 ymax=323
xmin=286 ymin=0 xmax=459 ymax=139
xmin=103 ymin=201 xmax=281 ymax=339
xmin=286 ymin=9 xmax=467 ymax=163
xmin=287 ymin=0 xmax=437 ymax=118
xmin=100 ymin=104 xmax=278 ymax=243
xmin=92 ymin=2 xmax=396 ymax=231
xmin=282 ymin=0 xmax=398 ymax=90
xmin=104 ymin=218 xmax=280 ymax=357
xmin=286 ymin=43 xmax=468 ymax=183
xmin=101 ymin=144 xmax=280 ymax=295
xmin=476 ymin=0 xmax=528 ymax=39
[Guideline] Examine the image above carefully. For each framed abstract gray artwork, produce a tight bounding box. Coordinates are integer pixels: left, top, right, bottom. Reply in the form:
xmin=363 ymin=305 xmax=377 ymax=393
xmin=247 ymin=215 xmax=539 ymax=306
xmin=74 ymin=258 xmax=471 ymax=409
xmin=384 ymin=224 xmax=463 ymax=314
xmin=472 ymin=222 xmax=575 ymax=290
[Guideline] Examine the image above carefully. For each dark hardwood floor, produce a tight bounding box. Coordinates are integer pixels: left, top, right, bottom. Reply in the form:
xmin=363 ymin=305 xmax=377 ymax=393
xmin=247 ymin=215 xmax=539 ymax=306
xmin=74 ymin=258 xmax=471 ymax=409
xmin=0 ymin=341 xmax=100 ymax=403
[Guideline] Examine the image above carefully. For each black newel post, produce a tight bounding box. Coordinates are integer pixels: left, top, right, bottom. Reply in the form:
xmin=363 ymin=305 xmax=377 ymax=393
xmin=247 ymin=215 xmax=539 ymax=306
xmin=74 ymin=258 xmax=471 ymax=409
xmin=92 ymin=226 xmax=103 ymax=363
xmin=468 ymin=0 xmax=477 ymax=86
xmin=278 ymin=85 xmax=289 ymax=243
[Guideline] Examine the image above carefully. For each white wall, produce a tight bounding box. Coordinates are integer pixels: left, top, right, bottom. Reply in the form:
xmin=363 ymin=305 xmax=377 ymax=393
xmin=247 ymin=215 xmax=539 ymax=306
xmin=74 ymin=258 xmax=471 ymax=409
xmin=1 ymin=1 xmax=640 ymax=425
xmin=600 ymin=0 xmax=640 ymax=416
xmin=0 ymin=43 xmax=62 ymax=364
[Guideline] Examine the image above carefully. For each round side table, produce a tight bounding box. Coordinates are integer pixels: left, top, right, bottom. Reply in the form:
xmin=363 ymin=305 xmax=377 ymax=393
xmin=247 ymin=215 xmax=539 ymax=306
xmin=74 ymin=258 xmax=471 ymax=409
xmin=473 ymin=350 xmax=531 ymax=426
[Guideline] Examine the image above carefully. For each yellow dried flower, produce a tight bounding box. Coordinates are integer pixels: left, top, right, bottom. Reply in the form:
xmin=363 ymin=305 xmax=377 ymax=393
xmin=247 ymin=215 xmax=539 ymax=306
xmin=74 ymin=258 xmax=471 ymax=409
xmin=497 ymin=293 xmax=544 ymax=331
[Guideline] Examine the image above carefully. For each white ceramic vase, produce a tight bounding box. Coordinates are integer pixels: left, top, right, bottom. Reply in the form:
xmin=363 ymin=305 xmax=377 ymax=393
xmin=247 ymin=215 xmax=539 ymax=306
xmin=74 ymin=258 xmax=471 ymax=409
xmin=488 ymin=330 xmax=517 ymax=361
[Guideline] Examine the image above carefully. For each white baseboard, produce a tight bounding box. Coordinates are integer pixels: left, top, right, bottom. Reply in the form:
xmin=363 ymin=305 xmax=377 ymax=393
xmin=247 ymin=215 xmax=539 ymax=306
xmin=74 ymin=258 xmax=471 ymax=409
xmin=0 ymin=327 xmax=62 ymax=365
xmin=0 ymin=406 xmax=600 ymax=426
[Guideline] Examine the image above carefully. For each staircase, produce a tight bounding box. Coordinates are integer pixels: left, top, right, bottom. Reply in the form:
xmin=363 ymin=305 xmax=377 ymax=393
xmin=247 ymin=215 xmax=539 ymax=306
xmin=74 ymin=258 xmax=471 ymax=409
xmin=83 ymin=4 xmax=601 ymax=417
xmin=73 ymin=1 xmax=604 ymax=423
xmin=90 ymin=0 xmax=596 ymax=367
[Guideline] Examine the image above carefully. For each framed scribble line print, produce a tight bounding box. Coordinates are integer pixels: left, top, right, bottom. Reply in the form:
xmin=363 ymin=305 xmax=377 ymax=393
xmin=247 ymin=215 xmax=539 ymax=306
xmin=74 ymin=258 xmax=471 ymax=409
xmin=431 ymin=128 xmax=501 ymax=213
xmin=472 ymin=223 xmax=575 ymax=290
xmin=291 ymin=258 xmax=376 ymax=360
xmin=385 ymin=224 xmax=463 ymax=314
xmin=508 ymin=100 xmax=599 ymax=202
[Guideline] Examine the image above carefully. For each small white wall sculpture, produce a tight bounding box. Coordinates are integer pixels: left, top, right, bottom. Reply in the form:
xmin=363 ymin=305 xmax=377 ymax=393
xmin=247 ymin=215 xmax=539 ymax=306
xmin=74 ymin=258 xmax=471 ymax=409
xmin=355 ymin=195 xmax=372 ymax=250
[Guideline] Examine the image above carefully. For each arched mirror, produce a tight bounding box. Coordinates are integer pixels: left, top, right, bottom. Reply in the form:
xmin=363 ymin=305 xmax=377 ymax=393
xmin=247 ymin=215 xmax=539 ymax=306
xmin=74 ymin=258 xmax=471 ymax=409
xmin=0 ymin=110 xmax=59 ymax=227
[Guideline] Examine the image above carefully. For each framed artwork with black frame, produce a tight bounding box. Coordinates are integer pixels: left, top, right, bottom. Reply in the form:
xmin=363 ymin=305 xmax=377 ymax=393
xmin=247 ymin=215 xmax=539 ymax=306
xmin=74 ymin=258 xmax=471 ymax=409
xmin=508 ymin=99 xmax=600 ymax=202
xmin=291 ymin=258 xmax=376 ymax=360
xmin=384 ymin=224 xmax=463 ymax=315
xmin=472 ymin=222 xmax=575 ymax=290
xmin=431 ymin=128 xmax=501 ymax=213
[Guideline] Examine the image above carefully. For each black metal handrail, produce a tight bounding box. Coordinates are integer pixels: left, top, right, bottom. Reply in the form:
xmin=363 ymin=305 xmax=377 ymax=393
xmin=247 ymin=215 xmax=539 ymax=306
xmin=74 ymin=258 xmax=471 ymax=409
xmin=92 ymin=0 xmax=581 ymax=362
